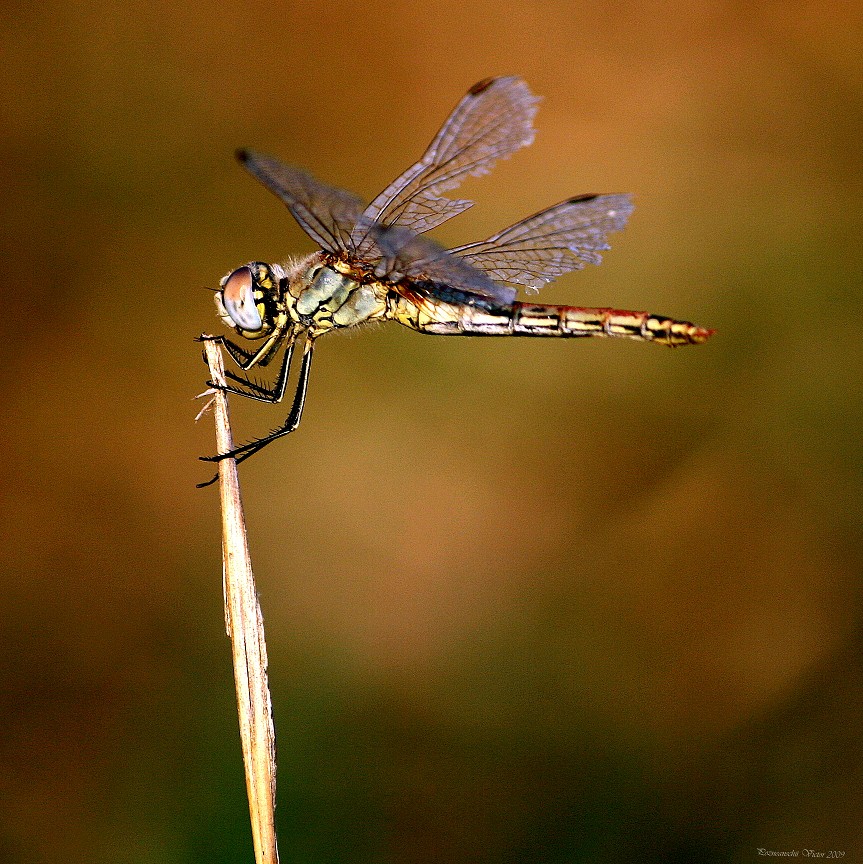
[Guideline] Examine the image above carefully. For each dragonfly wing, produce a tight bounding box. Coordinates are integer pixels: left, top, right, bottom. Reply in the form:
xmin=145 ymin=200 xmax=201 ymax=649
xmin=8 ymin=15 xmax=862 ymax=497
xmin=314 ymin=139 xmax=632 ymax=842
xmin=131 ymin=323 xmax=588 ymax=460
xmin=450 ymin=194 xmax=634 ymax=291
xmin=372 ymin=224 xmax=517 ymax=306
xmin=237 ymin=149 xmax=366 ymax=255
xmin=351 ymin=77 xmax=540 ymax=253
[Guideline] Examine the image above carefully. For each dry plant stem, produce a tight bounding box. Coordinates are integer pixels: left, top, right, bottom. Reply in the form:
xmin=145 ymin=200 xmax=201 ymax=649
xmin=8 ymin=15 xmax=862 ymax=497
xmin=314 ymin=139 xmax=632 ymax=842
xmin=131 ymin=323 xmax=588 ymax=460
xmin=202 ymin=337 xmax=280 ymax=864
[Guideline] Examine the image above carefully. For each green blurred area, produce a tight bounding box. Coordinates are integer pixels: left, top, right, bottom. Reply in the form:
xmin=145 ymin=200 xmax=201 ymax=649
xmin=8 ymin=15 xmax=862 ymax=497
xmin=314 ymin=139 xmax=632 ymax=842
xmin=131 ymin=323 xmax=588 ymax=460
xmin=1 ymin=1 xmax=862 ymax=861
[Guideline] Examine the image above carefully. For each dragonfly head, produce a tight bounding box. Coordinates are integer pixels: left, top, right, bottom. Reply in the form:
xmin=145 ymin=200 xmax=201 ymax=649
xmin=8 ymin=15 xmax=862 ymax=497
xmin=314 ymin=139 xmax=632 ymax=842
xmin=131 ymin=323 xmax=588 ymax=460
xmin=215 ymin=262 xmax=279 ymax=339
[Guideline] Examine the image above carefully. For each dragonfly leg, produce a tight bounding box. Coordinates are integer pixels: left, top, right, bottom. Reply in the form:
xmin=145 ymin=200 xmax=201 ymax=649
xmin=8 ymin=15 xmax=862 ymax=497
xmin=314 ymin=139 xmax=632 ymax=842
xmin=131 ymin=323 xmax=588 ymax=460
xmin=196 ymin=334 xmax=258 ymax=368
xmin=206 ymin=339 xmax=295 ymax=404
xmin=197 ymin=338 xmax=315 ymax=486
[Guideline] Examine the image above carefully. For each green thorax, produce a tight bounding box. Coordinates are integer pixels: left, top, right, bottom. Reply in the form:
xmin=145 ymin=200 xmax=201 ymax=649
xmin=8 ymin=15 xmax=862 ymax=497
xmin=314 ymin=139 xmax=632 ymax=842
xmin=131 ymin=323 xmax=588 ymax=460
xmin=287 ymin=261 xmax=388 ymax=337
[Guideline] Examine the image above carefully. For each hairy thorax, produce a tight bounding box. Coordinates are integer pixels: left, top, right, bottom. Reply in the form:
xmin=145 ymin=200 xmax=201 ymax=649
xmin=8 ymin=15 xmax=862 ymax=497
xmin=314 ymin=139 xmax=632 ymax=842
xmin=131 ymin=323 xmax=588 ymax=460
xmin=285 ymin=254 xmax=389 ymax=337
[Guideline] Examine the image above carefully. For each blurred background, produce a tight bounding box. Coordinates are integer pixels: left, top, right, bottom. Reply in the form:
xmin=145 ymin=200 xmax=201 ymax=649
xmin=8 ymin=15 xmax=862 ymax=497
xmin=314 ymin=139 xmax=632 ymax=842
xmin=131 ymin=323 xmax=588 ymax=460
xmin=1 ymin=1 xmax=861 ymax=861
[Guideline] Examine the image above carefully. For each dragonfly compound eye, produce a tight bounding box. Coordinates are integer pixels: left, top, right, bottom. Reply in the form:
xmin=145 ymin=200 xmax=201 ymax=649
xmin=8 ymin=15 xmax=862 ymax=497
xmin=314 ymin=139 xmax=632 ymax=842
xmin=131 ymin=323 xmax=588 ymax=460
xmin=221 ymin=266 xmax=264 ymax=333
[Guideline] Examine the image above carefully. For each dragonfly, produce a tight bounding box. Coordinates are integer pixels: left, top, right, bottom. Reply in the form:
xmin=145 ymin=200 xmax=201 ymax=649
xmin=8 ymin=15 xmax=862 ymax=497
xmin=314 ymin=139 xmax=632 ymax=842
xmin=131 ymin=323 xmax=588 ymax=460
xmin=199 ymin=77 xmax=713 ymax=486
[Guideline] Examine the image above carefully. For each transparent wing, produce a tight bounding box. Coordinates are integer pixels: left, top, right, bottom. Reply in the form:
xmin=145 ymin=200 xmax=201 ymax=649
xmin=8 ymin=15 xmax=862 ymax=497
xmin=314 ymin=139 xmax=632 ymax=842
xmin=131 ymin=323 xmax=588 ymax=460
xmin=450 ymin=194 xmax=634 ymax=291
xmin=237 ymin=149 xmax=366 ymax=255
xmin=351 ymin=77 xmax=540 ymax=253
xmin=372 ymin=224 xmax=517 ymax=306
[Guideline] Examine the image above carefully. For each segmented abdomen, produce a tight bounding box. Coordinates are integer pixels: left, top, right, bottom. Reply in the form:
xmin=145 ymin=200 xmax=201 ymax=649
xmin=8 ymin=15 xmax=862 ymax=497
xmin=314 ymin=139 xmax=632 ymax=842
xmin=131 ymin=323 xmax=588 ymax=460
xmin=412 ymin=301 xmax=714 ymax=347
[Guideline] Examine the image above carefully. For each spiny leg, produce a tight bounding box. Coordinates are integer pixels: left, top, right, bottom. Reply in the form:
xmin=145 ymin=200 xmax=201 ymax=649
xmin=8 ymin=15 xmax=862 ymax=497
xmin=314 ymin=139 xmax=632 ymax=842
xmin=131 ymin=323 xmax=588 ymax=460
xmin=198 ymin=338 xmax=315 ymax=487
xmin=206 ymin=339 xmax=295 ymax=404
xmin=196 ymin=333 xmax=259 ymax=368
xmin=225 ymin=338 xmax=314 ymax=462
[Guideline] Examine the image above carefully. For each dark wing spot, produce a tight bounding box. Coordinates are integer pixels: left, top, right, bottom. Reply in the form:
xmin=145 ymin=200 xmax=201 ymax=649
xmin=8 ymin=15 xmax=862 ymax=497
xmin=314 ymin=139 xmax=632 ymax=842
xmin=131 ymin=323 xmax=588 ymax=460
xmin=468 ymin=77 xmax=497 ymax=95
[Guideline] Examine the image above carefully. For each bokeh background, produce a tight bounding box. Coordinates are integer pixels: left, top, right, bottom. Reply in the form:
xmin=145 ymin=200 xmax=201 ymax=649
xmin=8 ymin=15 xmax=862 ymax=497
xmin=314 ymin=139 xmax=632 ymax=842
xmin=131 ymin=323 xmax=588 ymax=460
xmin=2 ymin=1 xmax=862 ymax=862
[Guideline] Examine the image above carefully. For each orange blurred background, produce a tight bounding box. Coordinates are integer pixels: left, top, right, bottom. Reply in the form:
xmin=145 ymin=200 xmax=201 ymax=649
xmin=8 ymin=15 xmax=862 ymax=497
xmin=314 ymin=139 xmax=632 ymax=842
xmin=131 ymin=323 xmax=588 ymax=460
xmin=2 ymin=1 xmax=862 ymax=861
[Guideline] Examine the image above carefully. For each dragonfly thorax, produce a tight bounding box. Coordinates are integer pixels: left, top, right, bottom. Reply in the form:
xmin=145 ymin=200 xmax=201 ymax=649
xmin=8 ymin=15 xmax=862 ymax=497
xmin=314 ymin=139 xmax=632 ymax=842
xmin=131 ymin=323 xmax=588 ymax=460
xmin=287 ymin=258 xmax=387 ymax=335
